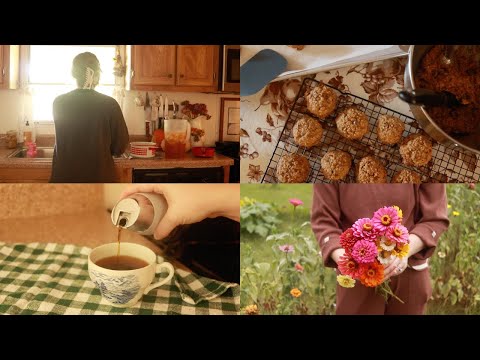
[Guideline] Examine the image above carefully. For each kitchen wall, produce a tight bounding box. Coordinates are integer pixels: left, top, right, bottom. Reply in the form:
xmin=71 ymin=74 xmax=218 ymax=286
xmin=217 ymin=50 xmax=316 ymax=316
xmin=0 ymin=89 xmax=236 ymax=146
xmin=0 ymin=184 xmax=104 ymax=219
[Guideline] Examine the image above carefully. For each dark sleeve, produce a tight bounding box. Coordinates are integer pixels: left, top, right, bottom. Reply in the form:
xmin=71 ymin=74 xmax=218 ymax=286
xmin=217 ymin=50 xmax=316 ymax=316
xmin=52 ymin=96 xmax=62 ymax=121
xmin=311 ymin=184 xmax=343 ymax=268
xmin=409 ymin=184 xmax=450 ymax=264
xmin=109 ymin=100 xmax=129 ymax=156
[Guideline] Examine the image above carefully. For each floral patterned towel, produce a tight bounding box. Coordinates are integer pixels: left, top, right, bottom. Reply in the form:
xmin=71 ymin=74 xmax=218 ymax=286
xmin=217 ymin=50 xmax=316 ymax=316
xmin=240 ymin=57 xmax=480 ymax=183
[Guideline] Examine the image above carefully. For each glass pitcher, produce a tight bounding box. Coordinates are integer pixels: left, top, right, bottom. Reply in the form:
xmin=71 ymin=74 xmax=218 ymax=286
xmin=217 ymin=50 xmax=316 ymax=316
xmin=163 ymin=119 xmax=191 ymax=159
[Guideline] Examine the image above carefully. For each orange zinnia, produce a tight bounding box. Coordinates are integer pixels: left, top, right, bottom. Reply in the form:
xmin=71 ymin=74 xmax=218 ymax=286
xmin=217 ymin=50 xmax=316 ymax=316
xmin=290 ymin=288 xmax=302 ymax=298
xmin=359 ymin=262 xmax=384 ymax=287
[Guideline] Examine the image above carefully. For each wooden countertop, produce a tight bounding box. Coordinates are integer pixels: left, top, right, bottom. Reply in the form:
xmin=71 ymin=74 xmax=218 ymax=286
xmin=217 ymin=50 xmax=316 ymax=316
xmin=0 ymin=146 xmax=234 ymax=169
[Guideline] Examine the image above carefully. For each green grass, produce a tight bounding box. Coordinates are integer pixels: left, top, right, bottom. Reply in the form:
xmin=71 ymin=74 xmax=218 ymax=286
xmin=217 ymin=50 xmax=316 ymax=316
xmin=241 ymin=184 xmax=313 ymax=212
xmin=241 ymin=184 xmax=313 ymax=266
xmin=241 ymin=183 xmax=480 ymax=315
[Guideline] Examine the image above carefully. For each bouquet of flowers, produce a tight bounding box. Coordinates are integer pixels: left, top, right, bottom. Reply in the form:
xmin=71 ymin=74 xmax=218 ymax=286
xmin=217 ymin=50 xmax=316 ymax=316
xmin=180 ymin=101 xmax=212 ymax=120
xmin=336 ymin=206 xmax=409 ymax=303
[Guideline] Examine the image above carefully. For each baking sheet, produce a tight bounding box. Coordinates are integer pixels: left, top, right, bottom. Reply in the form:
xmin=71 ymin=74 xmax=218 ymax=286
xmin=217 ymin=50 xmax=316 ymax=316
xmin=241 ymin=45 xmax=408 ymax=82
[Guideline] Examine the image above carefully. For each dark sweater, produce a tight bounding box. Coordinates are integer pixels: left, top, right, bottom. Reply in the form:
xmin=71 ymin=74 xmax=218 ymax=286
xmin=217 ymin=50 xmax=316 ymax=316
xmin=50 ymin=89 xmax=129 ymax=183
xmin=311 ymin=184 xmax=450 ymax=269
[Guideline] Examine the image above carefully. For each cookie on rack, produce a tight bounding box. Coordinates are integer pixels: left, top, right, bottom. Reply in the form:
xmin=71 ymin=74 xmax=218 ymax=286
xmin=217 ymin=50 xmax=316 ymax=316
xmin=276 ymin=153 xmax=310 ymax=183
xmin=376 ymin=114 xmax=405 ymax=145
xmin=288 ymin=45 xmax=305 ymax=50
xmin=355 ymin=156 xmax=387 ymax=183
xmin=306 ymin=84 xmax=338 ymax=119
xmin=399 ymin=133 xmax=433 ymax=167
xmin=320 ymin=150 xmax=352 ymax=181
xmin=292 ymin=115 xmax=324 ymax=148
xmin=335 ymin=107 xmax=369 ymax=140
xmin=392 ymin=169 xmax=422 ymax=183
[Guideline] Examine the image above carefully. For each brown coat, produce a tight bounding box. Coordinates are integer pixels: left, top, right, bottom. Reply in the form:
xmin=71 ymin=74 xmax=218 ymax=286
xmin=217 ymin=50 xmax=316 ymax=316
xmin=311 ymin=184 xmax=449 ymax=269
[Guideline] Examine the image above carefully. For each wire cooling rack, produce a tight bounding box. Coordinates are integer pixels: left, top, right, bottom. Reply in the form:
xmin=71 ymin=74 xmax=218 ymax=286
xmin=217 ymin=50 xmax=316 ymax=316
xmin=262 ymin=77 xmax=480 ymax=183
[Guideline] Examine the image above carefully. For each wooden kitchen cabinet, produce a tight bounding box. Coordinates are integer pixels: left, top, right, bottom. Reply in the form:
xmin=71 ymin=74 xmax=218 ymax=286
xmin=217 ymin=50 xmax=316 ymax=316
xmin=0 ymin=45 xmax=20 ymax=89
xmin=0 ymin=167 xmax=51 ymax=182
xmin=0 ymin=166 xmax=130 ymax=183
xmin=131 ymin=46 xmax=176 ymax=87
xmin=176 ymin=45 xmax=217 ymax=87
xmin=129 ymin=45 xmax=219 ymax=93
xmin=115 ymin=166 xmax=132 ymax=183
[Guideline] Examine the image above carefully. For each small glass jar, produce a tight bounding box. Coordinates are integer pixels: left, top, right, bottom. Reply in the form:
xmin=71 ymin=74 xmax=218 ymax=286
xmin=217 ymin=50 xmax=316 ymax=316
xmin=6 ymin=130 xmax=18 ymax=149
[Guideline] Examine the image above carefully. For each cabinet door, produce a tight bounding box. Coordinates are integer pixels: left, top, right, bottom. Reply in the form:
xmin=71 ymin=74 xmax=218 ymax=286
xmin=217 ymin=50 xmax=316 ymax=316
xmin=0 ymin=46 xmax=5 ymax=87
xmin=176 ymin=45 xmax=218 ymax=88
xmin=131 ymin=45 xmax=176 ymax=87
xmin=0 ymin=167 xmax=51 ymax=182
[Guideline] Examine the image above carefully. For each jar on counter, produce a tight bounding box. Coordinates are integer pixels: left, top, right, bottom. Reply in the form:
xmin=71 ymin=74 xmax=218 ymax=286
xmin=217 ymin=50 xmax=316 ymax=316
xmin=6 ymin=130 xmax=18 ymax=149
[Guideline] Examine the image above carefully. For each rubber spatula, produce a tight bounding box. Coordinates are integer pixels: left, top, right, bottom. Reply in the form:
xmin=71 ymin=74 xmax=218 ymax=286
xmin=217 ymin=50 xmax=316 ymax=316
xmin=240 ymin=49 xmax=288 ymax=97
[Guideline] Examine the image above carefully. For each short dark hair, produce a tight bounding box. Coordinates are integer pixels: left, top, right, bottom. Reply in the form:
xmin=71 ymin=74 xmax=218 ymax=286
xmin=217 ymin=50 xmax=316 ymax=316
xmin=71 ymin=52 xmax=101 ymax=87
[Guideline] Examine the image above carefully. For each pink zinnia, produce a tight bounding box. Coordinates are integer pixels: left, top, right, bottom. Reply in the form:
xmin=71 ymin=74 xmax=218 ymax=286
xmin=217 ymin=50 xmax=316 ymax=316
xmin=351 ymin=240 xmax=378 ymax=264
xmin=289 ymin=198 xmax=304 ymax=208
xmin=279 ymin=244 xmax=294 ymax=253
xmin=372 ymin=207 xmax=399 ymax=233
xmin=295 ymin=263 xmax=304 ymax=272
xmin=338 ymin=254 xmax=361 ymax=278
xmin=386 ymin=224 xmax=409 ymax=245
xmin=340 ymin=228 xmax=358 ymax=254
xmin=352 ymin=218 xmax=378 ymax=242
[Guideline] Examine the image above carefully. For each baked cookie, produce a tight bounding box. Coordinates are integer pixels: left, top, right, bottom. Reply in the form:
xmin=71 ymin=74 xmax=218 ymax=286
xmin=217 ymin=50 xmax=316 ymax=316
xmin=336 ymin=107 xmax=369 ymax=140
xmin=392 ymin=169 xmax=422 ymax=183
xmin=306 ymin=84 xmax=338 ymax=119
xmin=276 ymin=154 xmax=310 ymax=183
xmin=355 ymin=156 xmax=387 ymax=183
xmin=292 ymin=115 xmax=324 ymax=147
xmin=288 ymin=45 xmax=305 ymax=50
xmin=399 ymin=133 xmax=433 ymax=167
xmin=321 ymin=150 xmax=352 ymax=181
xmin=376 ymin=114 xmax=405 ymax=145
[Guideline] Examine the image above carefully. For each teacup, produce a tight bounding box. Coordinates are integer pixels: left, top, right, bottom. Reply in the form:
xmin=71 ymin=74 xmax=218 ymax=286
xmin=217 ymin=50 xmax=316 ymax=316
xmin=88 ymin=242 xmax=174 ymax=308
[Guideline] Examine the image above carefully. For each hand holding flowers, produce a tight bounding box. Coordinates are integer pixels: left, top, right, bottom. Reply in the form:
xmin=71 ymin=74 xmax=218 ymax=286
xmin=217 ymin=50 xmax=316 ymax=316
xmin=336 ymin=205 xmax=410 ymax=303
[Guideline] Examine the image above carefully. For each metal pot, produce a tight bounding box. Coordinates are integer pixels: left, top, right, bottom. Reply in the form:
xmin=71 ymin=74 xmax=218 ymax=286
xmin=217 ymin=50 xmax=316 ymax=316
xmin=404 ymin=45 xmax=480 ymax=154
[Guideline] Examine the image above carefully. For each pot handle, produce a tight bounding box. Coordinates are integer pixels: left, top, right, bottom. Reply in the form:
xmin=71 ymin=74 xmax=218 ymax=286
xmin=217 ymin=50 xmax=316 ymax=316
xmin=399 ymin=89 xmax=460 ymax=107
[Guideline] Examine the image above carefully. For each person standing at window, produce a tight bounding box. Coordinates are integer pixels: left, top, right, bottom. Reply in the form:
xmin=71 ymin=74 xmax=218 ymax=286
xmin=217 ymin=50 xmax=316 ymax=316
xmin=50 ymin=52 xmax=129 ymax=183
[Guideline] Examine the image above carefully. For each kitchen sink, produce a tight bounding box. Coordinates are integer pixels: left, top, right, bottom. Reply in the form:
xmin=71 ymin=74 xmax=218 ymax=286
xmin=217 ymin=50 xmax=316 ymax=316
xmin=8 ymin=147 xmax=129 ymax=160
xmin=8 ymin=147 xmax=55 ymax=159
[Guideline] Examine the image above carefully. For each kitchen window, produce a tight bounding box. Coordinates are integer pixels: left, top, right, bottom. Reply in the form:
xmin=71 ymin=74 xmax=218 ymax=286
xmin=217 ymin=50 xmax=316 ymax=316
xmin=28 ymin=45 xmax=117 ymax=122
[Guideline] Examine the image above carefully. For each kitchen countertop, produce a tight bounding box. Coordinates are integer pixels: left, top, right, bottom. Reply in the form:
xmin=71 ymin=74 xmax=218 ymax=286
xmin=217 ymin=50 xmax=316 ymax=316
xmin=0 ymin=208 xmax=189 ymax=271
xmin=0 ymin=147 xmax=234 ymax=169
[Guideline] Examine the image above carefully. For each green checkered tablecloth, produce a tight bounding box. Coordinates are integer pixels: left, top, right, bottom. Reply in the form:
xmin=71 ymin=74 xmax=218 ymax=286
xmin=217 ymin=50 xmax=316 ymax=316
xmin=0 ymin=242 xmax=239 ymax=315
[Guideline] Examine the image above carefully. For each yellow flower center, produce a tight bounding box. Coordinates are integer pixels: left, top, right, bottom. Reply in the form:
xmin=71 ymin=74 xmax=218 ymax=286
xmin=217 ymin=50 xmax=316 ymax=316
xmin=347 ymin=261 xmax=356 ymax=269
xmin=394 ymin=228 xmax=402 ymax=237
xmin=381 ymin=215 xmax=391 ymax=225
xmin=367 ymin=269 xmax=375 ymax=277
xmin=363 ymin=223 xmax=373 ymax=231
